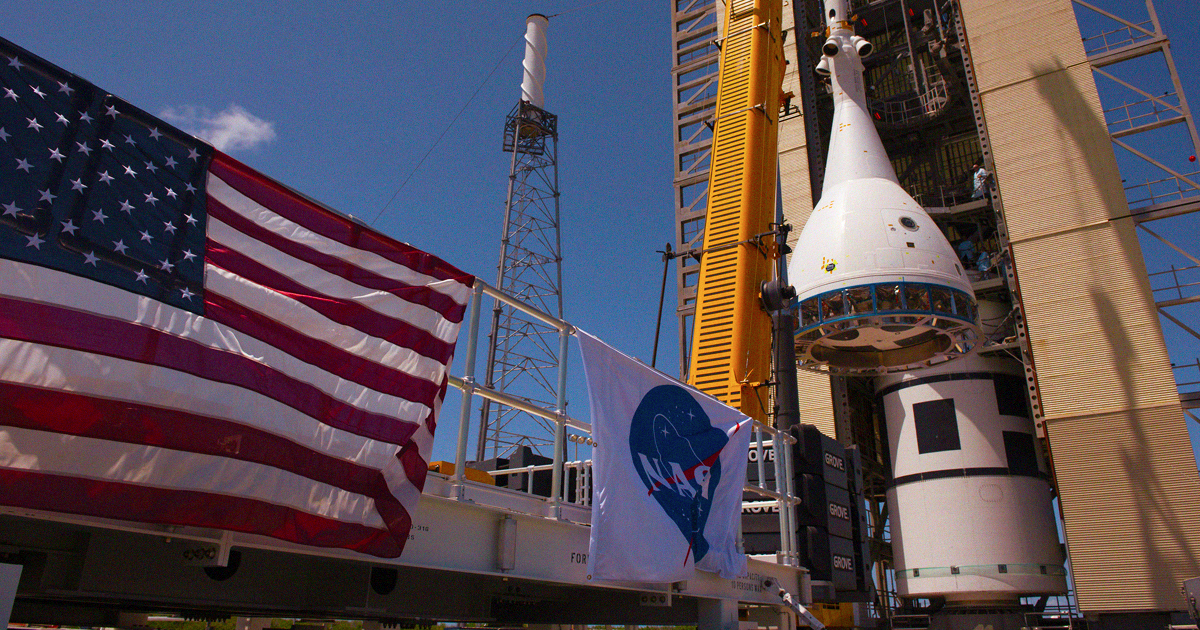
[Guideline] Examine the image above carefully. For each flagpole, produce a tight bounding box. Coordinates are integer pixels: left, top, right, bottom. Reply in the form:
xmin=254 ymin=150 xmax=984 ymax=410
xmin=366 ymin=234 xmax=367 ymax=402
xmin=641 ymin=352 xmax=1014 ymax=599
xmin=454 ymin=283 xmax=485 ymax=495
xmin=550 ymin=324 xmax=571 ymax=517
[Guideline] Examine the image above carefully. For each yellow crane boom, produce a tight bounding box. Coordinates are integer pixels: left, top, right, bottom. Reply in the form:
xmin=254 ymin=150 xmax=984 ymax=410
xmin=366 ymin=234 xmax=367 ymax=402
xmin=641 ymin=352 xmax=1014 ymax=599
xmin=686 ymin=0 xmax=786 ymax=423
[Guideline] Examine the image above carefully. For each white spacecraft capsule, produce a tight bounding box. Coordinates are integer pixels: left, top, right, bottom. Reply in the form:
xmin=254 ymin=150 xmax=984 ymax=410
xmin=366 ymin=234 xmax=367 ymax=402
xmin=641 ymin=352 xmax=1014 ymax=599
xmin=787 ymin=0 xmax=981 ymax=374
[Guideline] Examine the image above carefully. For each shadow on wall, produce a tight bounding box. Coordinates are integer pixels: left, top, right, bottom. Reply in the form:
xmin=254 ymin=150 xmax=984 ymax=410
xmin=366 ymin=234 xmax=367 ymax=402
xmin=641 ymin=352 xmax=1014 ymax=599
xmin=1093 ymin=288 xmax=1198 ymax=606
xmin=1026 ymin=56 xmax=1198 ymax=606
xmin=1028 ymin=58 xmax=1126 ymax=226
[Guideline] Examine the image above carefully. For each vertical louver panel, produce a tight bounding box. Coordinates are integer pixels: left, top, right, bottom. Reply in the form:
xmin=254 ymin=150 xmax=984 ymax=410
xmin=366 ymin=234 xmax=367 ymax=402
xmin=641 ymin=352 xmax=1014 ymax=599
xmin=962 ymin=0 xmax=1200 ymax=613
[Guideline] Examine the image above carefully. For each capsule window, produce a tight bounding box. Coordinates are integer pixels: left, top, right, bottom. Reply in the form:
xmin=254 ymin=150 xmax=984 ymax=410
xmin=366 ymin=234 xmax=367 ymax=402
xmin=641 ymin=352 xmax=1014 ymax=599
xmin=931 ymin=287 xmax=953 ymax=314
xmin=821 ymin=291 xmax=846 ymax=320
xmin=800 ymin=298 xmax=820 ymax=327
xmin=875 ymin=284 xmax=901 ymax=311
xmin=953 ymin=292 xmax=976 ymax=321
xmin=847 ymin=287 xmax=872 ymax=315
xmin=899 ymin=216 xmax=918 ymax=231
xmin=904 ymin=285 xmax=930 ymax=311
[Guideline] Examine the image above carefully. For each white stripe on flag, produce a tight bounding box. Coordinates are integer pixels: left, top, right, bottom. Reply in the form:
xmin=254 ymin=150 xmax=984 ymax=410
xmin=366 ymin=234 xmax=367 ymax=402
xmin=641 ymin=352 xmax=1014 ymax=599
xmin=208 ymin=217 xmax=462 ymax=344
xmin=206 ymin=264 xmax=449 ymax=384
xmin=207 ymin=173 xmax=472 ymax=306
xmin=0 ymin=339 xmax=413 ymax=467
xmin=0 ymin=426 xmax=388 ymax=528
xmin=1 ymin=260 xmax=438 ymax=424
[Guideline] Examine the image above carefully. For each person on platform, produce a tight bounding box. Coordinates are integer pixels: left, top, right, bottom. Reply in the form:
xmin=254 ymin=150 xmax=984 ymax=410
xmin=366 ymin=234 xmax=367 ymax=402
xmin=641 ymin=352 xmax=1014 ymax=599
xmin=971 ymin=163 xmax=991 ymax=199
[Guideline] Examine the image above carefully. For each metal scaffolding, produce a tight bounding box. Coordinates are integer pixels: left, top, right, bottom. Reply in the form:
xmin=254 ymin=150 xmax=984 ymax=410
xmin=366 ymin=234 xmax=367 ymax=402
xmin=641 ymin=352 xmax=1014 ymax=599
xmin=1074 ymin=0 xmax=1200 ymax=410
xmin=476 ymin=101 xmax=565 ymax=460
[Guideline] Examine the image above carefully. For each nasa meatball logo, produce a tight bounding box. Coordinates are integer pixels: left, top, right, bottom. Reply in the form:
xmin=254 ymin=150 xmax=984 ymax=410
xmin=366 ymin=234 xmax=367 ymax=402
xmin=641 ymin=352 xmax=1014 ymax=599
xmin=629 ymin=384 xmax=729 ymax=563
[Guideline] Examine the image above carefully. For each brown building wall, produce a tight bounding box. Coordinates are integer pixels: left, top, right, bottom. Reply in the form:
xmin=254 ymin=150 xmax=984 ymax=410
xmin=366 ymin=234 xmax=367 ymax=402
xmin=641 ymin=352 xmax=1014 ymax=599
xmin=961 ymin=0 xmax=1200 ymax=612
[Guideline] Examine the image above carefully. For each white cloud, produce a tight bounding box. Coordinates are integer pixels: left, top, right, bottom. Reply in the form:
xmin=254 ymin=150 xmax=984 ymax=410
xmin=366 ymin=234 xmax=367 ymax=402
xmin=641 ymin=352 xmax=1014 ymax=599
xmin=159 ymin=104 xmax=277 ymax=152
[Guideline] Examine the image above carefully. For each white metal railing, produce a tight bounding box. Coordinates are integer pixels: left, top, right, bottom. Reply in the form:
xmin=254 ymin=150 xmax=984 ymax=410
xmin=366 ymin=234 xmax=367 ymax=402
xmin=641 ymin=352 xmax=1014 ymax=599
xmin=1079 ymin=17 xmax=1156 ymax=56
xmin=1103 ymin=91 xmax=1183 ymax=135
xmin=1124 ymin=168 xmax=1200 ymax=209
xmin=487 ymin=460 xmax=594 ymax=507
xmin=444 ymin=279 xmax=803 ymax=566
xmin=867 ymin=79 xmax=949 ymax=127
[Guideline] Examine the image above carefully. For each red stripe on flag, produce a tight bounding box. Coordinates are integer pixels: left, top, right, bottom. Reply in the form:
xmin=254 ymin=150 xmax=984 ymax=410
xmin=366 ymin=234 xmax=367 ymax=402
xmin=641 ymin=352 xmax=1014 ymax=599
xmin=206 ymin=242 xmax=457 ymax=365
xmin=428 ymin=377 xmax=450 ymax=435
xmin=209 ymin=152 xmax=473 ymax=288
xmin=0 ymin=381 xmax=402 ymax=505
xmin=207 ymin=197 xmax=467 ymax=324
xmin=397 ymin=440 xmax=431 ymax=495
xmin=205 ymin=291 xmax=441 ymax=405
xmin=0 ymin=468 xmax=406 ymax=558
xmin=0 ymin=296 xmax=423 ymax=445
xmin=0 ymin=381 xmax=419 ymax=551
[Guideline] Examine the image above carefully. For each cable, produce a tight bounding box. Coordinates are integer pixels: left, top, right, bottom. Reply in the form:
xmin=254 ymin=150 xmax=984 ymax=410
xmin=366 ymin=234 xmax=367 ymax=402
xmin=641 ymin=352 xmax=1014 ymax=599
xmin=370 ymin=34 xmax=524 ymax=227
xmin=371 ymin=1 xmax=617 ymax=226
xmin=547 ymin=0 xmax=620 ymax=19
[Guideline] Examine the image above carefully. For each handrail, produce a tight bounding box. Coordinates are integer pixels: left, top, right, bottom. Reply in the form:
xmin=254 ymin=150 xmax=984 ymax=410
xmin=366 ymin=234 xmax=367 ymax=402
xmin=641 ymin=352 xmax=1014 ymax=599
xmin=443 ymin=279 xmax=804 ymax=566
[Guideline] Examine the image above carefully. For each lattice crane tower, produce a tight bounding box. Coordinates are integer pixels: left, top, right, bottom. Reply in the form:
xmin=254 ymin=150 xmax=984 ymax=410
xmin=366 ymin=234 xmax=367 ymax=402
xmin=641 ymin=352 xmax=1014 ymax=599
xmin=476 ymin=14 xmax=565 ymax=460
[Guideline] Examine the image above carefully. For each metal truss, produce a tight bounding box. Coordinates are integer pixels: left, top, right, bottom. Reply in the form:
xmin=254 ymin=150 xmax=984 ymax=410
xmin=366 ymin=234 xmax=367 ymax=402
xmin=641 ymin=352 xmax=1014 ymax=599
xmin=1073 ymin=0 xmax=1200 ymax=218
xmin=1073 ymin=0 xmax=1200 ymax=409
xmin=476 ymin=101 xmax=565 ymax=460
xmin=670 ymin=0 xmax=721 ymax=379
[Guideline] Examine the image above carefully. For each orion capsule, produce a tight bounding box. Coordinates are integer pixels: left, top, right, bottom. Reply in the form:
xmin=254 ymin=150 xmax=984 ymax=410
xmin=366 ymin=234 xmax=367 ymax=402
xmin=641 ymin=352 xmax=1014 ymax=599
xmin=786 ymin=0 xmax=982 ymax=374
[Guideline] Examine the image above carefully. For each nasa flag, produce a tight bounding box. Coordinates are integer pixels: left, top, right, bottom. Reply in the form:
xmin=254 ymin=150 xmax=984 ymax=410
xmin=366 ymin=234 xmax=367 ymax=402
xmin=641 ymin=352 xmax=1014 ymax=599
xmin=577 ymin=330 xmax=752 ymax=582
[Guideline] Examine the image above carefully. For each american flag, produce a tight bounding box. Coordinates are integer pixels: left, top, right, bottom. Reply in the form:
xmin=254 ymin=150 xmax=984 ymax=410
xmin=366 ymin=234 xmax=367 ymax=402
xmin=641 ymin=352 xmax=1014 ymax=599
xmin=0 ymin=37 xmax=473 ymax=558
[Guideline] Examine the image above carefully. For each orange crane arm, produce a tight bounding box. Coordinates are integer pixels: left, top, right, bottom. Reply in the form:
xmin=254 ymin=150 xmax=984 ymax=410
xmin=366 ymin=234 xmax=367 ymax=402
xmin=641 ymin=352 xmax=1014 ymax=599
xmin=686 ymin=0 xmax=786 ymax=423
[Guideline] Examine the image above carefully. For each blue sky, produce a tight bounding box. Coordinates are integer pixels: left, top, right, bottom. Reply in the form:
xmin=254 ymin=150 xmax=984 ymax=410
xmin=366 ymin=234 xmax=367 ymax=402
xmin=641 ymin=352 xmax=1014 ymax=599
xmin=7 ymin=1 xmax=1200 ymax=464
